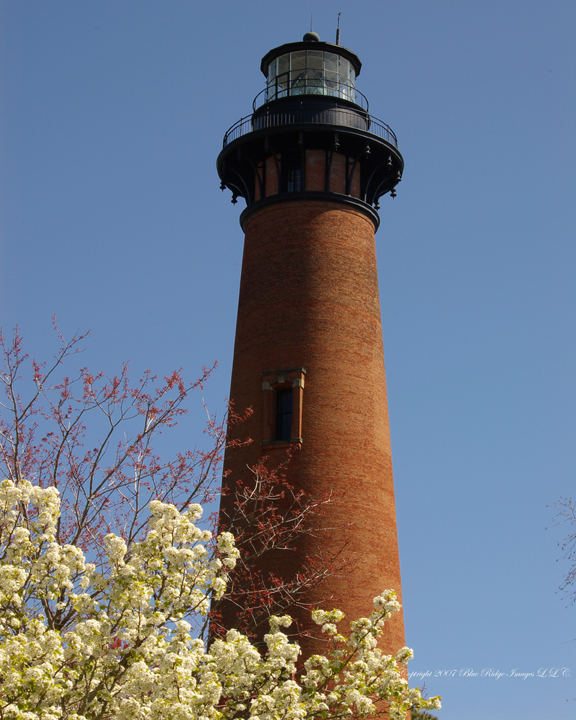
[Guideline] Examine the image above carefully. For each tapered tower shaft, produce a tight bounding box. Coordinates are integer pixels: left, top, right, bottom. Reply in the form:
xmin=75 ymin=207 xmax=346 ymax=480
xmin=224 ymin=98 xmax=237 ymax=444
xmin=216 ymin=32 xmax=405 ymax=658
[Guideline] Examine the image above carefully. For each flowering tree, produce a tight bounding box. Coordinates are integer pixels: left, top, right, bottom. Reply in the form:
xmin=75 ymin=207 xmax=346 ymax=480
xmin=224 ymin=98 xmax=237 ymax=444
xmin=0 ymin=477 xmax=440 ymax=720
xmin=0 ymin=329 xmax=442 ymax=717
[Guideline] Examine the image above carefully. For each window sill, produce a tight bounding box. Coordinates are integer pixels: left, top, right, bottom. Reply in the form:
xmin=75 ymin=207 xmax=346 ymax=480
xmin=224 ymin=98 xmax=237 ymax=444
xmin=262 ymin=438 xmax=303 ymax=448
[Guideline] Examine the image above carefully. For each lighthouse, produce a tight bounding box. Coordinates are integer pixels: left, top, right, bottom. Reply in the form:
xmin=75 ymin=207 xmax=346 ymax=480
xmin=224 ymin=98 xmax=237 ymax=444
xmin=216 ymin=32 xmax=406 ymax=658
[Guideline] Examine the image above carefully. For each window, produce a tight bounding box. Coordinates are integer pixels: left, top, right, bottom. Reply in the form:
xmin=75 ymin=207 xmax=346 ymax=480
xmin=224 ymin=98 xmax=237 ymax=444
xmin=282 ymin=153 xmax=304 ymax=193
xmin=275 ymin=388 xmax=293 ymax=441
xmin=265 ymin=50 xmax=356 ymax=103
xmin=286 ymin=167 xmax=303 ymax=192
xmin=261 ymin=368 xmax=306 ymax=445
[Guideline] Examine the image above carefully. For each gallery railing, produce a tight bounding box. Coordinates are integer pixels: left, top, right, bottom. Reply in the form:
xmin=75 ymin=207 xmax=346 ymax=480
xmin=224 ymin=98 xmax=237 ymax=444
xmin=222 ymin=107 xmax=398 ymax=148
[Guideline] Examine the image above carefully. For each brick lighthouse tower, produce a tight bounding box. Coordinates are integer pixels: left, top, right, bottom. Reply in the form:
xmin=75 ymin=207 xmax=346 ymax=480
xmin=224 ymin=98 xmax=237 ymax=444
xmin=216 ymin=31 xmax=405 ymax=657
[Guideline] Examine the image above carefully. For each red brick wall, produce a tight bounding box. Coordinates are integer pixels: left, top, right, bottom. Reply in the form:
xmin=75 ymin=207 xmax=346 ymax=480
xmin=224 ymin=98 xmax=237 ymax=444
xmin=254 ymin=150 xmax=361 ymax=198
xmin=220 ymin=199 xmax=406 ymax=658
xmin=305 ymin=149 xmax=325 ymax=191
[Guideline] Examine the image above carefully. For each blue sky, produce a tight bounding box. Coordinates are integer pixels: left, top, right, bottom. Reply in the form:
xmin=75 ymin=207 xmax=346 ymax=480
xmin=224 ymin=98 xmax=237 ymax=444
xmin=1 ymin=1 xmax=575 ymax=718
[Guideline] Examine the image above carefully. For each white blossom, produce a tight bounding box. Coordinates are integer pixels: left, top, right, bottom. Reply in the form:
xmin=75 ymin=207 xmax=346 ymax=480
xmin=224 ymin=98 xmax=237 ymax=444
xmin=0 ymin=478 xmax=440 ymax=720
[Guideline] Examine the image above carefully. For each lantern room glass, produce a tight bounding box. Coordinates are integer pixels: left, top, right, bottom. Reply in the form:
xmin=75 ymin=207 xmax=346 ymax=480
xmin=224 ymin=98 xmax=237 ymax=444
xmin=265 ymin=50 xmax=356 ymax=103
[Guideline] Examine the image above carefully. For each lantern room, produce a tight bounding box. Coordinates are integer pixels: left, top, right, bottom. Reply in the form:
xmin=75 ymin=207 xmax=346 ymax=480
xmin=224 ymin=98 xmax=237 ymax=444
xmin=258 ymin=32 xmax=365 ymax=108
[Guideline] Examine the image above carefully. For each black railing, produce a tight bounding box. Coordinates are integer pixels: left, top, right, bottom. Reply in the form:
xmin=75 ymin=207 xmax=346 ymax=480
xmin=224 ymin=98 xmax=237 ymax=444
xmin=252 ymin=79 xmax=369 ymax=112
xmin=222 ymin=107 xmax=398 ymax=148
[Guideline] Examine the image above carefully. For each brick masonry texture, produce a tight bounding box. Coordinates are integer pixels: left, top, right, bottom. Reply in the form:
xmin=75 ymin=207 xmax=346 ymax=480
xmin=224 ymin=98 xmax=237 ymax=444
xmin=220 ymin=198 xmax=406 ymax=657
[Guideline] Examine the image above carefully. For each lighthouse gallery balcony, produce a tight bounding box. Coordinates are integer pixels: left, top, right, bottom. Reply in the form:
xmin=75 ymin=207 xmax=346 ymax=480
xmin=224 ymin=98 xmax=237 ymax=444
xmin=217 ymin=36 xmax=404 ymax=217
